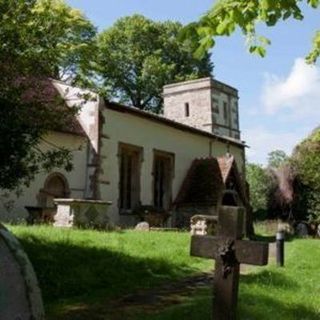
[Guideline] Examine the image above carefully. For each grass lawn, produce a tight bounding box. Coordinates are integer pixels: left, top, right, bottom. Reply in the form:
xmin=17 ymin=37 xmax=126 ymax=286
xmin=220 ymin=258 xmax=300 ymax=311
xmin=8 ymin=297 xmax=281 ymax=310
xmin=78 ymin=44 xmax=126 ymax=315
xmin=8 ymin=225 xmax=211 ymax=317
xmin=8 ymin=224 xmax=320 ymax=319
xmin=132 ymin=239 xmax=320 ymax=320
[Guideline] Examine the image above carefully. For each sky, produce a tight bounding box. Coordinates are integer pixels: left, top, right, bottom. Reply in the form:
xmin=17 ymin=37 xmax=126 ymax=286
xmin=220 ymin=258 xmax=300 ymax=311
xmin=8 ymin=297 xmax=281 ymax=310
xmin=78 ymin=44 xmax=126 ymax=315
xmin=67 ymin=0 xmax=320 ymax=164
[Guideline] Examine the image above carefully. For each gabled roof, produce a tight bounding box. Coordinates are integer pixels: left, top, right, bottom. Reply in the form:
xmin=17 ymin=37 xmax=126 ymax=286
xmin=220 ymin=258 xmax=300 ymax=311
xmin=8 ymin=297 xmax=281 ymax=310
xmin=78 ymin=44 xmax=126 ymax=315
xmin=23 ymin=78 xmax=86 ymax=137
xmin=174 ymin=155 xmax=247 ymax=207
xmin=174 ymin=157 xmax=224 ymax=206
xmin=217 ymin=154 xmax=235 ymax=183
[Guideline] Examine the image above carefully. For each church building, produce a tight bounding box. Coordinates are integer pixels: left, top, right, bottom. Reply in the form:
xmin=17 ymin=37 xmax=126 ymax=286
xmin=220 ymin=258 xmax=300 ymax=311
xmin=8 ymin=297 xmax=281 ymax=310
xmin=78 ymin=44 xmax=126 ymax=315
xmin=1 ymin=77 xmax=248 ymax=230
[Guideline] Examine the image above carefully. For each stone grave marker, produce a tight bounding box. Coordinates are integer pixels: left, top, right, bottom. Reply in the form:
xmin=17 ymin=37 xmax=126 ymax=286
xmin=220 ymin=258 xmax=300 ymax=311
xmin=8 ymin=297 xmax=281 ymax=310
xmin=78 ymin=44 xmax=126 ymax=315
xmin=190 ymin=206 xmax=269 ymax=320
xmin=0 ymin=224 xmax=44 ymax=320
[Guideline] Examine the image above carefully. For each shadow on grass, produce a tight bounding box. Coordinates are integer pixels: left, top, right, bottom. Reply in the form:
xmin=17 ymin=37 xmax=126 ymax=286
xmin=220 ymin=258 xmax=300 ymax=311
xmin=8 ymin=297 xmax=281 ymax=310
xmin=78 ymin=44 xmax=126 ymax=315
xmin=131 ymin=270 xmax=317 ymax=320
xmin=17 ymin=235 xmax=198 ymax=316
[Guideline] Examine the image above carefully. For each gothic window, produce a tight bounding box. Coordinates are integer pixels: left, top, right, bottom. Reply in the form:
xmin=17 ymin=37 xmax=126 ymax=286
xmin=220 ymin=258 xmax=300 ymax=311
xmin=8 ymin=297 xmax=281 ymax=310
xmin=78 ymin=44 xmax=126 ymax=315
xmin=153 ymin=150 xmax=174 ymax=210
xmin=119 ymin=143 xmax=142 ymax=212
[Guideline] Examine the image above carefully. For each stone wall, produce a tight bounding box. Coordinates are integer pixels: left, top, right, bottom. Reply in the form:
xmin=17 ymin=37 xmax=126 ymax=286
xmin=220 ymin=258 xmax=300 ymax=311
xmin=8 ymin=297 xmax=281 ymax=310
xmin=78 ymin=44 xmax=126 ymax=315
xmin=163 ymin=77 xmax=241 ymax=140
xmin=163 ymin=78 xmax=213 ymax=132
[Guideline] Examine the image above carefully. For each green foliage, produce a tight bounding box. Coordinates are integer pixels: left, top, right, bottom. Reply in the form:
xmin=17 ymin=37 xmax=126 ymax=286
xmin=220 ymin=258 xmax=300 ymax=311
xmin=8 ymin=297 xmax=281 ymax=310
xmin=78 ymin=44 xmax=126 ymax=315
xmin=246 ymin=163 xmax=271 ymax=219
xmin=267 ymin=150 xmax=289 ymax=169
xmin=292 ymin=127 xmax=320 ymax=222
xmin=183 ymin=0 xmax=320 ymax=63
xmin=33 ymin=0 xmax=97 ymax=81
xmin=0 ymin=0 xmax=96 ymax=190
xmin=96 ymin=15 xmax=213 ymax=112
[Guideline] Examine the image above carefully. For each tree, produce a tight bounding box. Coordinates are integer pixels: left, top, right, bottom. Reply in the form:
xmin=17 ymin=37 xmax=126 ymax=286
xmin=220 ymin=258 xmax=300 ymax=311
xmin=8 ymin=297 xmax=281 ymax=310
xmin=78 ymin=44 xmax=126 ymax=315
xmin=267 ymin=150 xmax=289 ymax=169
xmin=246 ymin=163 xmax=271 ymax=219
xmin=267 ymin=163 xmax=297 ymax=220
xmin=183 ymin=0 xmax=320 ymax=63
xmin=292 ymin=127 xmax=320 ymax=223
xmin=0 ymin=0 xmax=96 ymax=191
xmin=96 ymin=15 xmax=213 ymax=113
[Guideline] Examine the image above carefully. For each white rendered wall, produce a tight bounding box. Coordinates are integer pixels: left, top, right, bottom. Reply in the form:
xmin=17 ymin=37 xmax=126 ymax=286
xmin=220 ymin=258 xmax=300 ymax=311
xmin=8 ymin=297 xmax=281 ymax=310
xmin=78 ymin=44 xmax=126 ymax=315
xmin=99 ymin=108 xmax=245 ymax=226
xmin=0 ymin=132 xmax=88 ymax=222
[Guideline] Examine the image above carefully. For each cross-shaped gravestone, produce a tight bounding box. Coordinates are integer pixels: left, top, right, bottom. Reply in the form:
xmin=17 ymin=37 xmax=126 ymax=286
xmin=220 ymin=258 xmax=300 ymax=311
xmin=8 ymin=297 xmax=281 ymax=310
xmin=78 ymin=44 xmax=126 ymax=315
xmin=190 ymin=206 xmax=269 ymax=320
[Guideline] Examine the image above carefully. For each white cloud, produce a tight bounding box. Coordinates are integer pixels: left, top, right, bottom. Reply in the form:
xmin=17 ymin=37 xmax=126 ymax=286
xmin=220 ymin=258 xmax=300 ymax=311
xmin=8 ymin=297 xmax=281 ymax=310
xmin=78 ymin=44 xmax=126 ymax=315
xmin=243 ymin=126 xmax=307 ymax=165
xmin=243 ymin=58 xmax=320 ymax=164
xmin=261 ymin=58 xmax=320 ymax=119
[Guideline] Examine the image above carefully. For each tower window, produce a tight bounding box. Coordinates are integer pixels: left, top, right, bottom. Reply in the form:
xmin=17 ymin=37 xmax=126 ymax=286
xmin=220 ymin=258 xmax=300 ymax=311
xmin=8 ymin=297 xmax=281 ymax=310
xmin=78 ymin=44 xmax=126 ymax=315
xmin=223 ymin=102 xmax=228 ymax=121
xmin=185 ymin=103 xmax=190 ymax=117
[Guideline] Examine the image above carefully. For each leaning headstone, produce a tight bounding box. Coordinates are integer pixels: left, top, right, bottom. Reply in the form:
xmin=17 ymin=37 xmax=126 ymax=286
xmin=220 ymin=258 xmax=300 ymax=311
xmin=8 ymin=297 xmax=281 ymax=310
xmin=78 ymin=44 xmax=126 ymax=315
xmin=0 ymin=224 xmax=45 ymax=320
xmin=295 ymin=222 xmax=309 ymax=237
xmin=135 ymin=222 xmax=150 ymax=231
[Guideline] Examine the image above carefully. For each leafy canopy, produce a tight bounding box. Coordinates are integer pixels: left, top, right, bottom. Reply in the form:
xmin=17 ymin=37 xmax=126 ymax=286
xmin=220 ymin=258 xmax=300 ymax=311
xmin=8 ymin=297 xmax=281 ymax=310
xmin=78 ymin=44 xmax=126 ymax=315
xmin=0 ymin=0 xmax=96 ymax=190
xmin=246 ymin=163 xmax=271 ymax=219
xmin=292 ymin=127 xmax=320 ymax=222
xmin=267 ymin=150 xmax=289 ymax=169
xmin=183 ymin=0 xmax=320 ymax=63
xmin=96 ymin=15 xmax=213 ymax=113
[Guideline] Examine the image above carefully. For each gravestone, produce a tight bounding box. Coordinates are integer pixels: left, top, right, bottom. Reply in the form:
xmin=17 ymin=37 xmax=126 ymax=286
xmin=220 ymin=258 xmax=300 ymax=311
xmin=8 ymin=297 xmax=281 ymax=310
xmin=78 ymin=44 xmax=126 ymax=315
xmin=190 ymin=215 xmax=218 ymax=236
xmin=135 ymin=222 xmax=150 ymax=231
xmin=295 ymin=222 xmax=309 ymax=237
xmin=190 ymin=206 xmax=269 ymax=320
xmin=0 ymin=224 xmax=45 ymax=320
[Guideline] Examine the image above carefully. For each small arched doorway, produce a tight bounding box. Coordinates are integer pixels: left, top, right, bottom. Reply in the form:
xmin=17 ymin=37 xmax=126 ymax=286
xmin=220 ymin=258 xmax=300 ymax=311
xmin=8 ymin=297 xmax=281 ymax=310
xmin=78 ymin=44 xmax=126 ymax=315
xmin=38 ymin=173 xmax=70 ymax=208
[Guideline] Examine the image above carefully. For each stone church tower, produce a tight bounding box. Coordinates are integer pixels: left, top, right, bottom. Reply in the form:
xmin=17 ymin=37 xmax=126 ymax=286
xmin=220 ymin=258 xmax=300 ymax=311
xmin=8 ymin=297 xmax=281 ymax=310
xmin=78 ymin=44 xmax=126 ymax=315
xmin=163 ymin=77 xmax=240 ymax=140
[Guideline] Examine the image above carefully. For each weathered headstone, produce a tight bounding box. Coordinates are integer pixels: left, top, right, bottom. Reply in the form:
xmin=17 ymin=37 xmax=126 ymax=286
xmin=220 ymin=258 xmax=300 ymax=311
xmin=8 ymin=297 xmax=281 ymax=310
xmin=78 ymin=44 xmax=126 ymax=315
xmin=295 ymin=222 xmax=309 ymax=237
xmin=0 ymin=224 xmax=45 ymax=320
xmin=190 ymin=206 xmax=269 ymax=320
xmin=190 ymin=215 xmax=218 ymax=236
xmin=135 ymin=222 xmax=150 ymax=231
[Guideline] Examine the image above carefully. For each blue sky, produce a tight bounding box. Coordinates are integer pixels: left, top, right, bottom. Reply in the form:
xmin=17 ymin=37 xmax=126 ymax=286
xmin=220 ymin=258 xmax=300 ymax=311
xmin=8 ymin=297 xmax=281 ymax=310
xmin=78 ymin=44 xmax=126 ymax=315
xmin=67 ymin=0 xmax=320 ymax=164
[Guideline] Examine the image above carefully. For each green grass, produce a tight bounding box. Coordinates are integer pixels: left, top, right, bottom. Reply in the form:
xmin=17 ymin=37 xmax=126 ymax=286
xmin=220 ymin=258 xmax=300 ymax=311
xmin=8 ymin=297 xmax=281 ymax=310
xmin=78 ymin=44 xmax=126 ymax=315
xmin=132 ymin=239 xmax=320 ymax=320
xmin=8 ymin=225 xmax=320 ymax=319
xmin=8 ymin=225 xmax=211 ymax=315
